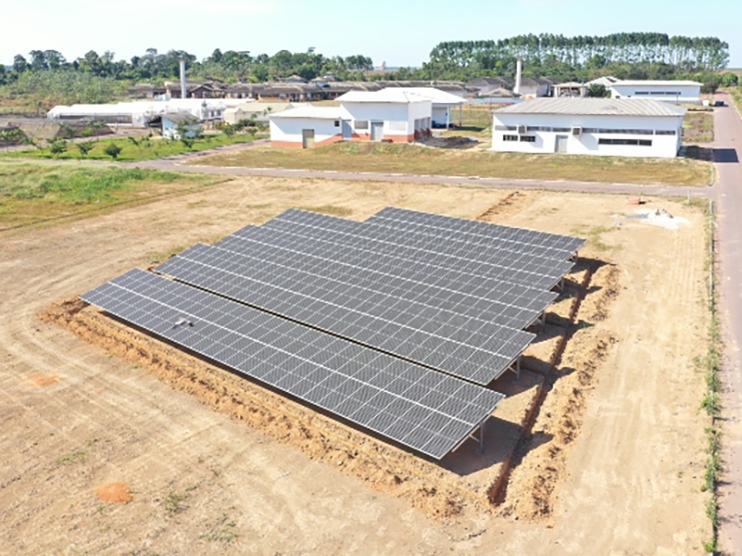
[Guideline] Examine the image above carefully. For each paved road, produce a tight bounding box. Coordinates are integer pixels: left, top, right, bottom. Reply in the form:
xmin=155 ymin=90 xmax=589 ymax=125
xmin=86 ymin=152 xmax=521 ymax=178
xmin=713 ymin=92 xmax=742 ymax=554
xmin=132 ymin=157 xmax=709 ymax=198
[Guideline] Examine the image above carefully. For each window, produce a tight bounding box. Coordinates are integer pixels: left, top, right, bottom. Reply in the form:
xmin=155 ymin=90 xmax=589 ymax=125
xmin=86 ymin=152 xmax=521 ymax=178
xmin=502 ymin=134 xmax=518 ymax=142
xmin=655 ymin=130 xmax=677 ymax=136
xmin=354 ymin=120 xmax=369 ymax=130
xmin=598 ymin=138 xmax=653 ymax=146
xmin=334 ymin=120 xmax=340 ymax=127
xmin=552 ymin=127 xmax=570 ymax=132
xmin=519 ymin=135 xmax=536 ymax=143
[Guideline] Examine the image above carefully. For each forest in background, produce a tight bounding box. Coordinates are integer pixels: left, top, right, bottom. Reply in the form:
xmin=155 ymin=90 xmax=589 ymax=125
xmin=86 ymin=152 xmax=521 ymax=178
xmin=0 ymin=33 xmax=736 ymax=108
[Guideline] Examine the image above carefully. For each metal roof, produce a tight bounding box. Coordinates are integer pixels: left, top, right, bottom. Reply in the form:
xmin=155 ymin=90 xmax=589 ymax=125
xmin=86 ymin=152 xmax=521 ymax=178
xmin=610 ymin=80 xmax=703 ymax=87
xmin=270 ymin=106 xmax=343 ymax=120
xmin=335 ymin=90 xmax=431 ymax=104
xmin=382 ymin=87 xmax=466 ymax=106
xmin=494 ymin=98 xmax=686 ymax=117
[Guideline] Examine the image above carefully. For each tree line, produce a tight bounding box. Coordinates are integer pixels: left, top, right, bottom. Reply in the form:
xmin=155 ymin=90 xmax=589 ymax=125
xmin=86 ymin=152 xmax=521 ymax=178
xmin=423 ymin=33 xmax=731 ymax=85
xmin=0 ymin=33 xmax=735 ymax=107
xmin=2 ymin=48 xmax=374 ymax=84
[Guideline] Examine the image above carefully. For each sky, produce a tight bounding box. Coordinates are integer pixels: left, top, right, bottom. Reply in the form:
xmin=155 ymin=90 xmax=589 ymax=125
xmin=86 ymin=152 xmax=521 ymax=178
xmin=3 ymin=0 xmax=741 ymax=69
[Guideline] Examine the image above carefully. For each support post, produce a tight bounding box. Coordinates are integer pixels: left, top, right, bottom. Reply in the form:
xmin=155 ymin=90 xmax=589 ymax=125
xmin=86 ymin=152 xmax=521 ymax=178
xmin=478 ymin=418 xmax=487 ymax=455
xmin=512 ymin=357 xmax=521 ymax=382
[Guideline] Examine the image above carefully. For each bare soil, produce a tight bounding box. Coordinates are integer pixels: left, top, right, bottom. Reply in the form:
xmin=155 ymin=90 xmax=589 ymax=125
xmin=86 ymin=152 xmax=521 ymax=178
xmin=0 ymin=176 xmax=710 ymax=555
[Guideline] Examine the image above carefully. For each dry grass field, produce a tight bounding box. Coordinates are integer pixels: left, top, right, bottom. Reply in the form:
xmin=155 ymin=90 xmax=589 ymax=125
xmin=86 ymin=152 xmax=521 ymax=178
xmin=0 ymin=171 xmax=711 ymax=555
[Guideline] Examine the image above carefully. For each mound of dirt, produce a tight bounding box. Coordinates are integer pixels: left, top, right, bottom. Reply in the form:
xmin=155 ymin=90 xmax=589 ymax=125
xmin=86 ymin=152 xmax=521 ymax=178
xmin=96 ymin=483 xmax=133 ymax=503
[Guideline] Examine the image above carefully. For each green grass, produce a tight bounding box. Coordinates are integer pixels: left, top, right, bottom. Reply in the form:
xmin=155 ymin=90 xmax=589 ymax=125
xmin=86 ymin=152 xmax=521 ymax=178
xmin=0 ymin=162 xmax=211 ymax=229
xmin=729 ymin=87 xmax=742 ymax=114
xmin=0 ymin=132 xmax=265 ymax=162
xmin=683 ymin=111 xmax=714 ymax=144
xmin=192 ymin=141 xmax=710 ymax=187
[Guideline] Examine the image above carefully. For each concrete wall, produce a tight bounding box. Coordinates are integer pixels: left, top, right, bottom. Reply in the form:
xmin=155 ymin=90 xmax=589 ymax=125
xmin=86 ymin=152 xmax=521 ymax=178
xmin=342 ymin=100 xmax=431 ymax=141
xmin=491 ymin=112 xmax=683 ymax=158
xmin=609 ymin=84 xmax=701 ymax=103
xmin=269 ymin=117 xmax=342 ymax=148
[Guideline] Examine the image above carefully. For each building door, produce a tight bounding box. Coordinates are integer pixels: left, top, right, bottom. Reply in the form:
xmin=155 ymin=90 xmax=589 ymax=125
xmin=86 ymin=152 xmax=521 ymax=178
xmin=341 ymin=120 xmax=352 ymax=140
xmin=302 ymin=129 xmax=315 ymax=149
xmin=555 ymin=135 xmax=569 ymax=154
xmin=370 ymin=121 xmax=384 ymax=141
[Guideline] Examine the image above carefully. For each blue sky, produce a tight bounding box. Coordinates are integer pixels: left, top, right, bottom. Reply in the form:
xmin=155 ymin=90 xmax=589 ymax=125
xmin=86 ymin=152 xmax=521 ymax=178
xmin=3 ymin=0 xmax=740 ymax=68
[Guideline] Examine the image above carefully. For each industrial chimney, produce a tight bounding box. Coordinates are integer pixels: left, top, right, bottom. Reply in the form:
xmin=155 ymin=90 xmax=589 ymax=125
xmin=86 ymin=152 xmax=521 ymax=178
xmin=179 ymin=59 xmax=187 ymax=99
xmin=514 ymin=59 xmax=522 ymax=95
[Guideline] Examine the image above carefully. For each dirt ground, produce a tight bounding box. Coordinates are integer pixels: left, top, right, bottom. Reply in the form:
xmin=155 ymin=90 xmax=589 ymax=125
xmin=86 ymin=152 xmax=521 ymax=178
xmin=0 ymin=176 xmax=710 ymax=555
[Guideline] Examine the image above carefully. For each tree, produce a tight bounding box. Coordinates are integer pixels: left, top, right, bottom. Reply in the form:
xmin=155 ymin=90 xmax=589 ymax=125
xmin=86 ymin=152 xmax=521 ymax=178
xmin=721 ymin=73 xmax=739 ymax=87
xmin=13 ymin=55 xmax=28 ymax=73
xmin=587 ymin=84 xmax=609 ymax=98
xmin=76 ymin=141 xmax=95 ymax=158
xmin=48 ymin=138 xmax=67 ymax=157
xmin=103 ymin=142 xmax=123 ymax=160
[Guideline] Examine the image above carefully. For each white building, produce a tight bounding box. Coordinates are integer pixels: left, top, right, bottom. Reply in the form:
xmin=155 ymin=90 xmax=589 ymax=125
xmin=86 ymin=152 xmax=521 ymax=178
xmin=607 ymin=80 xmax=702 ymax=104
xmin=491 ymin=98 xmax=685 ymax=159
xmin=270 ymin=89 xmax=432 ymax=148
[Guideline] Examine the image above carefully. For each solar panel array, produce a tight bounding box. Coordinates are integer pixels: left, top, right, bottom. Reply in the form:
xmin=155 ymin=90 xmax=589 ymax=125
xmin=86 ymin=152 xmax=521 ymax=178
xmin=81 ymin=269 xmax=504 ymax=459
xmin=367 ymin=207 xmax=586 ymax=260
xmin=217 ymin=226 xmax=558 ymax=327
xmin=80 ymin=207 xmax=582 ymax=459
xmin=156 ymin=242 xmax=533 ymax=385
xmin=261 ymin=210 xmax=572 ymax=290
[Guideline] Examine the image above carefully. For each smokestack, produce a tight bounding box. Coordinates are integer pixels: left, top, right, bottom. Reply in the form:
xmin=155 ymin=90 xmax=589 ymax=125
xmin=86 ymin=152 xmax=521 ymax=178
xmin=514 ymin=59 xmax=522 ymax=95
xmin=179 ymin=59 xmax=187 ymax=99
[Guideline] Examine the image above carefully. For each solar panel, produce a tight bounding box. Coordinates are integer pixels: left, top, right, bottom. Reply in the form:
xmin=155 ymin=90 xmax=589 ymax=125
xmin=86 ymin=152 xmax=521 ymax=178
xmin=270 ymin=208 xmax=575 ymax=267
xmin=263 ymin=210 xmax=571 ymax=290
xmin=209 ymin=228 xmax=555 ymax=330
xmin=156 ymin=243 xmax=534 ymax=385
xmin=220 ymin=227 xmax=558 ymax=315
xmin=367 ymin=207 xmax=586 ymax=259
xmin=81 ymin=269 xmax=504 ymax=460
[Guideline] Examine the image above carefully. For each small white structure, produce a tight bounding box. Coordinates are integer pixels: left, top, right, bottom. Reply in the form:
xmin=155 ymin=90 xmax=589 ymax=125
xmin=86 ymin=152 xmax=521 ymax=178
xmin=553 ymin=82 xmax=588 ymax=98
xmin=270 ymin=89 xmax=433 ymax=148
xmin=491 ymin=98 xmax=685 ymax=159
xmin=608 ymin=80 xmax=702 ymax=104
xmin=161 ymin=113 xmax=201 ymax=139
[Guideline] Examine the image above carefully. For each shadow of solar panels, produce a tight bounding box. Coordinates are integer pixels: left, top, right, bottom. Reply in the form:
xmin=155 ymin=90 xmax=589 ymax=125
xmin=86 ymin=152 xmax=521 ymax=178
xmin=366 ymin=207 xmax=587 ymax=258
xmin=155 ymin=244 xmax=534 ymax=386
xmin=260 ymin=210 xmax=572 ymax=290
xmin=81 ymin=269 xmax=504 ymax=460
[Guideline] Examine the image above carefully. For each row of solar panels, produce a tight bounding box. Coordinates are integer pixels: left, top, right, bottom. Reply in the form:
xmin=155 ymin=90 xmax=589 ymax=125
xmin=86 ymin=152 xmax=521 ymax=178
xmin=81 ymin=208 xmax=584 ymax=459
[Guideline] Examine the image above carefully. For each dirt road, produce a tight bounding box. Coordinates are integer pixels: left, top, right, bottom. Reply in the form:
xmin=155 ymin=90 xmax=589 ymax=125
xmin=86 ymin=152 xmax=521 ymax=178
xmin=0 ymin=176 xmax=710 ymax=554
